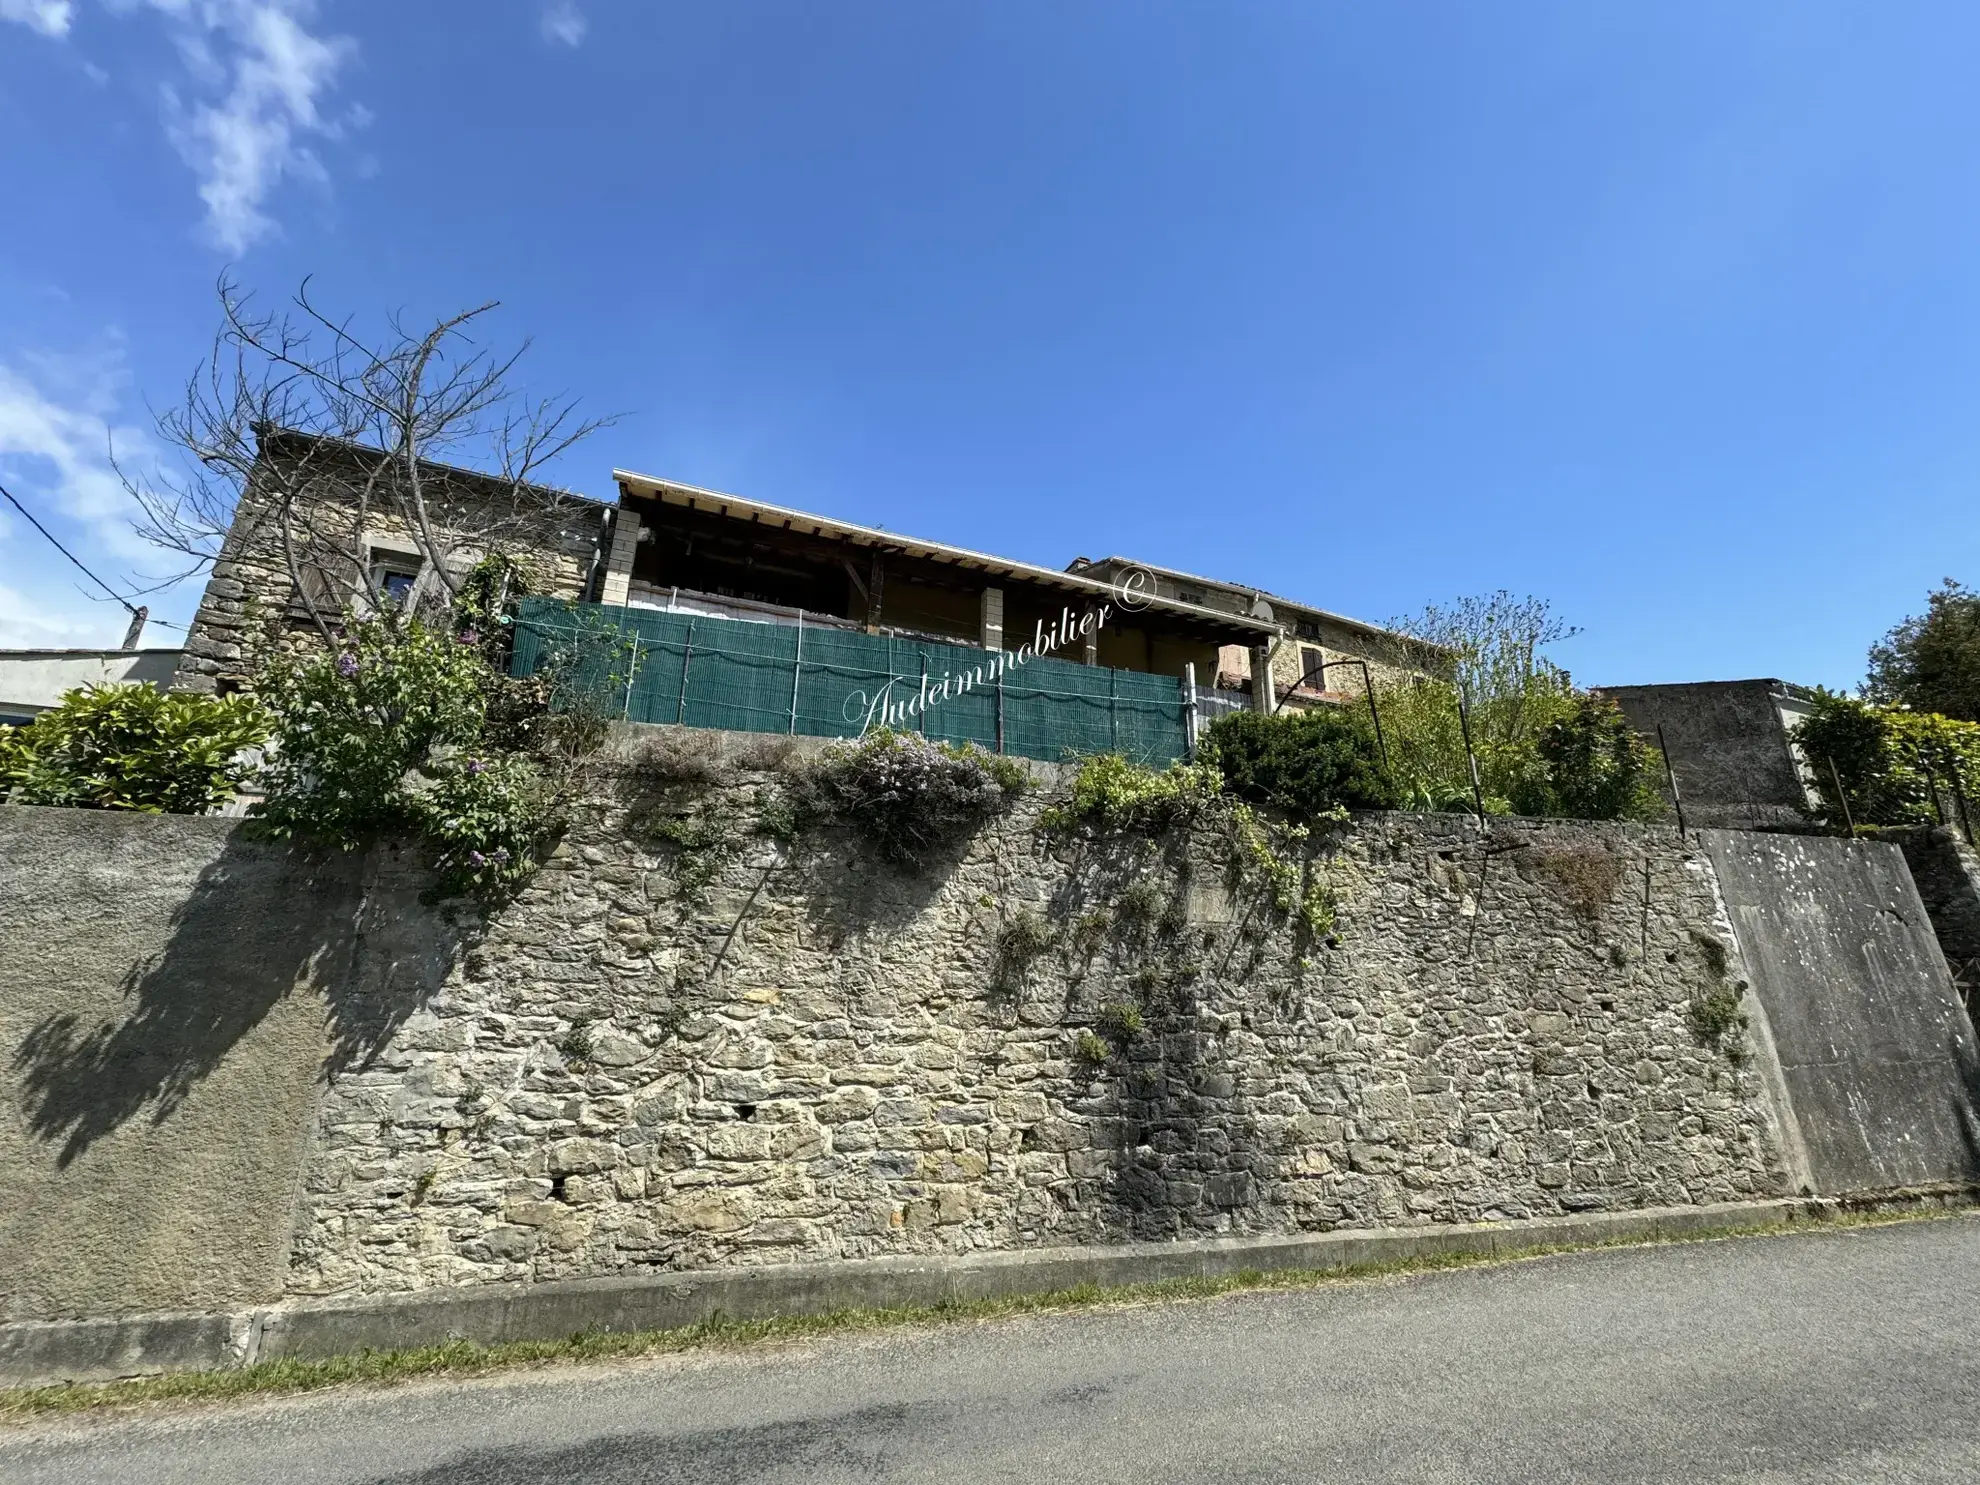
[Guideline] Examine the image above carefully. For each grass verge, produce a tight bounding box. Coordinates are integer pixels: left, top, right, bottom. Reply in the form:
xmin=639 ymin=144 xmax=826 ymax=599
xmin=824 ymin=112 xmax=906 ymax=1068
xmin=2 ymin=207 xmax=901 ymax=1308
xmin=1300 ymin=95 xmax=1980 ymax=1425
xmin=1 ymin=1204 xmax=1961 ymax=1423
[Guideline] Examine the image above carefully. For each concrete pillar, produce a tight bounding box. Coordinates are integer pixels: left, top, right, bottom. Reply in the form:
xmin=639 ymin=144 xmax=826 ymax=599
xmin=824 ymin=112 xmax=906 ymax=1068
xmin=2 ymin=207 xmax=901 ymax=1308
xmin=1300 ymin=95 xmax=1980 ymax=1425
xmin=1251 ymin=644 xmax=1276 ymax=713
xmin=599 ymin=508 xmax=641 ymax=606
xmin=980 ymin=586 xmax=1004 ymax=651
xmin=1083 ymin=616 xmax=1099 ymax=666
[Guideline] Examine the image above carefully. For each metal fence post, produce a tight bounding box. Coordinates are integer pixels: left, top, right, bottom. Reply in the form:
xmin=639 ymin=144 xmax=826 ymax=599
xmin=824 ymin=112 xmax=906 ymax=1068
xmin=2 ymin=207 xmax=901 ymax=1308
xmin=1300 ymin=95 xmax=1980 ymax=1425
xmin=1456 ymin=683 xmax=1486 ymax=825
xmin=1183 ymin=662 xmax=1199 ymax=757
xmin=1823 ymin=754 xmax=1855 ymax=836
xmin=995 ymin=666 xmax=1005 ymax=754
xmin=789 ymin=609 xmax=804 ymax=735
xmin=622 ymin=633 xmax=641 ymax=720
xmin=917 ymin=655 xmax=928 ymax=735
xmin=1656 ymin=723 xmax=1687 ymax=838
xmin=1109 ymin=665 xmax=1118 ymax=751
xmin=676 ymin=619 xmax=696 ymax=727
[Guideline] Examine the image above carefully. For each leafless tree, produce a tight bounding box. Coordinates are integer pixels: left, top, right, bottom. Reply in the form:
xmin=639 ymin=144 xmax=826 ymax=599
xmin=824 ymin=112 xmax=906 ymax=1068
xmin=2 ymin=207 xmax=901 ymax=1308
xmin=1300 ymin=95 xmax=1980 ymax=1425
xmin=122 ymin=275 xmax=613 ymax=643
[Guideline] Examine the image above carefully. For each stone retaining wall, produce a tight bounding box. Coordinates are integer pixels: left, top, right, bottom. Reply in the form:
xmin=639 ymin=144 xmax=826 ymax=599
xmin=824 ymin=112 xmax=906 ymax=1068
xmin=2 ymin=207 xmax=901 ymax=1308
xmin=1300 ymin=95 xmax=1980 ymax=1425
xmin=279 ymin=733 xmax=1794 ymax=1300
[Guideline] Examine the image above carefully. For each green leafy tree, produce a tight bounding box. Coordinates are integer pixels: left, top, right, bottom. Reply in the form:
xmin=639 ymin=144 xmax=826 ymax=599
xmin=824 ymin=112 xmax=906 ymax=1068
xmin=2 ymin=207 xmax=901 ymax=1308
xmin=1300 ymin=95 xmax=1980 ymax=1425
xmin=1865 ymin=579 xmax=1980 ymax=722
xmin=1512 ymin=694 xmax=1665 ymax=821
xmin=1377 ymin=592 xmax=1582 ymax=813
xmin=1199 ymin=708 xmax=1398 ymax=822
xmin=0 ymin=683 xmax=267 ymax=814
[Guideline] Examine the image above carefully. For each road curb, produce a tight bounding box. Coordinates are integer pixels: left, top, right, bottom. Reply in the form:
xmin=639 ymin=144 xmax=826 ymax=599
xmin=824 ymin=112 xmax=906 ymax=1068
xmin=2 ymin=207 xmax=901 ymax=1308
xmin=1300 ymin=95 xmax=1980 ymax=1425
xmin=4 ymin=1190 xmax=1970 ymax=1388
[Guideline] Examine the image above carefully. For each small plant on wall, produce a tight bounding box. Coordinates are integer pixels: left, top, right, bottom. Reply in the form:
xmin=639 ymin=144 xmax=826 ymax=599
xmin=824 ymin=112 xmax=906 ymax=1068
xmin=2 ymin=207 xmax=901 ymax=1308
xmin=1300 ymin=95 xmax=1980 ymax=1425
xmin=777 ymin=728 xmax=1030 ymax=870
xmin=1049 ymin=749 xmax=1353 ymax=950
xmin=994 ymin=907 xmax=1055 ymax=992
xmin=1686 ymin=929 xmax=1749 ymax=1063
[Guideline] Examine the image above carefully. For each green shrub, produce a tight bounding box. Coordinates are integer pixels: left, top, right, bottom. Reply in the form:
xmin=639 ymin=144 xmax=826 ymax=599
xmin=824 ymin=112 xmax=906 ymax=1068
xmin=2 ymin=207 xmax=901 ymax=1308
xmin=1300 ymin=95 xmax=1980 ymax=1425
xmin=1043 ymin=753 xmax=1223 ymax=833
xmin=1512 ymin=695 xmax=1666 ymax=821
xmin=0 ymin=682 xmax=267 ymax=814
xmin=1198 ymin=708 xmax=1397 ymax=821
xmin=1794 ymin=691 xmax=1980 ymax=828
xmin=254 ymin=616 xmax=554 ymax=893
xmin=779 ymin=728 xmax=1028 ymax=870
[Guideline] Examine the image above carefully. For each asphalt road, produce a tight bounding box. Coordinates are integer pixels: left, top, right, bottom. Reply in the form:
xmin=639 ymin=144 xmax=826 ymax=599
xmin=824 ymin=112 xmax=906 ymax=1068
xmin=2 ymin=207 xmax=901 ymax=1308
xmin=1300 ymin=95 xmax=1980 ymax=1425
xmin=6 ymin=1215 xmax=1979 ymax=1484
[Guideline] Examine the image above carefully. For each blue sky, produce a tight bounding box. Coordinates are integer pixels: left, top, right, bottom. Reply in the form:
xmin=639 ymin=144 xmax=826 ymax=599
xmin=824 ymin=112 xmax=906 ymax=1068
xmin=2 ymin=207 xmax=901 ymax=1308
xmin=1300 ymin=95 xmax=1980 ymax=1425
xmin=1 ymin=2 xmax=1975 ymax=688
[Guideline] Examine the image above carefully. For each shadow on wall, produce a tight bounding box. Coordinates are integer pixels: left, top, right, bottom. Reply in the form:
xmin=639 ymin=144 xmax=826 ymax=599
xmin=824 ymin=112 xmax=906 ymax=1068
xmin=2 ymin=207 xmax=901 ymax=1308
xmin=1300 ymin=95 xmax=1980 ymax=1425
xmin=10 ymin=833 xmax=461 ymax=1168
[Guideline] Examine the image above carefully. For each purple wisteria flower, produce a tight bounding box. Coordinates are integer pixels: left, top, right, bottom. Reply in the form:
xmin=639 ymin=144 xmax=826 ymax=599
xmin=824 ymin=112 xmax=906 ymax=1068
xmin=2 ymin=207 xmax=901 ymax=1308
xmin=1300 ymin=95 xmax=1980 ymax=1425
xmin=490 ymin=848 xmax=511 ymax=864
xmin=466 ymin=758 xmax=488 ymax=775
xmin=336 ymin=652 xmax=359 ymax=678
xmin=468 ymin=850 xmax=487 ymax=868
xmin=457 ymin=629 xmax=479 ymax=646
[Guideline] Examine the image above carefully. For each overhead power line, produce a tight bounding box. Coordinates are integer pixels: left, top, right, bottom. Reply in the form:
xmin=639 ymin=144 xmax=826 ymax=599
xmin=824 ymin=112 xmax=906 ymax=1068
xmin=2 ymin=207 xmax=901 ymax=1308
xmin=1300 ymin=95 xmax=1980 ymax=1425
xmin=0 ymin=478 xmax=187 ymax=639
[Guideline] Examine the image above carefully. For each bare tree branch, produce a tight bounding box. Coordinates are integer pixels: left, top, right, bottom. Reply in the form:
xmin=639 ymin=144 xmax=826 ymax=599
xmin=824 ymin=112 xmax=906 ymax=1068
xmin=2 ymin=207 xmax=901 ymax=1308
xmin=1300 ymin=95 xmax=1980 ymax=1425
xmin=123 ymin=275 xmax=617 ymax=641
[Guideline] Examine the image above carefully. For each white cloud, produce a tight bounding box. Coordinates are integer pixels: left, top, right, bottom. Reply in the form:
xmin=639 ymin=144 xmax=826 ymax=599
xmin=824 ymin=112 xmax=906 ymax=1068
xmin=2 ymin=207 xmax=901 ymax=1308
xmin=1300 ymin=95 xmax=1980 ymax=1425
xmin=540 ymin=1 xmax=585 ymax=47
xmin=150 ymin=1 xmax=359 ymax=253
xmin=7 ymin=2 xmax=361 ymax=251
xmin=0 ymin=0 xmax=73 ymax=37
xmin=0 ymin=582 xmax=111 ymax=649
xmin=0 ymin=351 xmax=173 ymax=650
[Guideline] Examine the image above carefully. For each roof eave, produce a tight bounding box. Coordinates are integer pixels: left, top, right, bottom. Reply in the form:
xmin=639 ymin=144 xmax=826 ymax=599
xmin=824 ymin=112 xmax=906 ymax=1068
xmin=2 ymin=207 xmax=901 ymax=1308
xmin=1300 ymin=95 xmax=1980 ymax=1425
xmin=613 ymin=471 xmax=1281 ymax=638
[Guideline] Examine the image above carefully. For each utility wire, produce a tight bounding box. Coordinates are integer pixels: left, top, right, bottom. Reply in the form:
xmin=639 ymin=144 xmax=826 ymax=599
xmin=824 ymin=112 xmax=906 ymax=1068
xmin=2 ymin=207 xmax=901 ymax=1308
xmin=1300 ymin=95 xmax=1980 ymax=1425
xmin=0 ymin=477 xmax=187 ymax=632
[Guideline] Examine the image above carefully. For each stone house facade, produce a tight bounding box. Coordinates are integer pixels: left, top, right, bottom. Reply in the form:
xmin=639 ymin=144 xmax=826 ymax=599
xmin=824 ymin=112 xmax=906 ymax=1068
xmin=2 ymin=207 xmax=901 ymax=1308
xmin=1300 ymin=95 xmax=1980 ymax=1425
xmin=172 ymin=429 xmax=608 ymax=696
xmin=1066 ymin=555 xmax=1437 ymax=711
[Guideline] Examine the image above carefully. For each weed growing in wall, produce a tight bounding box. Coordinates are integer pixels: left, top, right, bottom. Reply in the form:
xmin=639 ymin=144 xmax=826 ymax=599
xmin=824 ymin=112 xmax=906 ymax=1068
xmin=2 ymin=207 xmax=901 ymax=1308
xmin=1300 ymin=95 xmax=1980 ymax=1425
xmin=1072 ymin=1029 xmax=1112 ymax=1068
xmin=649 ymin=811 xmax=733 ymax=906
xmin=1050 ymin=753 xmax=1352 ymax=948
xmin=1684 ymin=928 xmax=1749 ymax=1062
xmin=1530 ymin=844 xmax=1624 ymax=923
xmin=557 ymin=1012 xmax=598 ymax=1071
xmin=1113 ymin=878 xmax=1165 ymax=934
xmin=994 ymin=908 xmax=1055 ymax=991
xmin=1096 ymin=1001 xmax=1145 ymax=1045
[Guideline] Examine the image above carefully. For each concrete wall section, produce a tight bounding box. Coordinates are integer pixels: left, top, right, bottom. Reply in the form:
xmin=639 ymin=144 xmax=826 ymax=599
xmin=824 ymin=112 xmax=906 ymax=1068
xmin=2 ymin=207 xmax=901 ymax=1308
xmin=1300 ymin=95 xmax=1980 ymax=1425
xmin=1894 ymin=827 xmax=1980 ymax=1017
xmin=1703 ymin=830 xmax=1980 ymax=1192
xmin=0 ymin=649 xmax=182 ymax=722
xmin=0 ymin=809 xmax=454 ymax=1323
xmin=1601 ymin=680 xmax=1813 ymax=829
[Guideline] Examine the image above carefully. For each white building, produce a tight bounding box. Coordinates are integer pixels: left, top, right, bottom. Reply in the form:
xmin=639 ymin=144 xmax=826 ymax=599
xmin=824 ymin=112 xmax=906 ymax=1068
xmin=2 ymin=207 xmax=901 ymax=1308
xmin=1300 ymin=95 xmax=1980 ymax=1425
xmin=0 ymin=648 xmax=184 ymax=727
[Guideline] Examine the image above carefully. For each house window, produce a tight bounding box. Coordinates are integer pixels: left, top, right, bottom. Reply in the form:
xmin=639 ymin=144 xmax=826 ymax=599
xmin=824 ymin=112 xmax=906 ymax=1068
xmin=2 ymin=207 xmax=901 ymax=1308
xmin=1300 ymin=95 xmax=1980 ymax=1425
xmin=369 ymin=551 xmax=423 ymax=607
xmin=1300 ymin=646 xmax=1328 ymax=689
xmin=1295 ymin=617 xmax=1321 ymax=640
xmin=1176 ymin=587 xmax=1204 ymax=606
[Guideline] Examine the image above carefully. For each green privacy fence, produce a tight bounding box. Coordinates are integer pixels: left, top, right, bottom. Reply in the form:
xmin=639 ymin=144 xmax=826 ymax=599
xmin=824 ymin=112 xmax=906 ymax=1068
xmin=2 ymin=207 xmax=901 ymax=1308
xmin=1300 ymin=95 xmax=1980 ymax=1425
xmin=508 ymin=598 xmax=1191 ymax=765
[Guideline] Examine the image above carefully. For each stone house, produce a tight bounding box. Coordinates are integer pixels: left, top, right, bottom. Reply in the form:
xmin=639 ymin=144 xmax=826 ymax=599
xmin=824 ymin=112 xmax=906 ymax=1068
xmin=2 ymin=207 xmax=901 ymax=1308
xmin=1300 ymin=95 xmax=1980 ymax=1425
xmin=598 ymin=468 xmax=1279 ymax=686
xmin=1065 ymin=556 xmax=1436 ymax=711
xmin=173 ymin=429 xmax=605 ymax=696
xmin=173 ymin=429 xmax=1425 ymax=732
